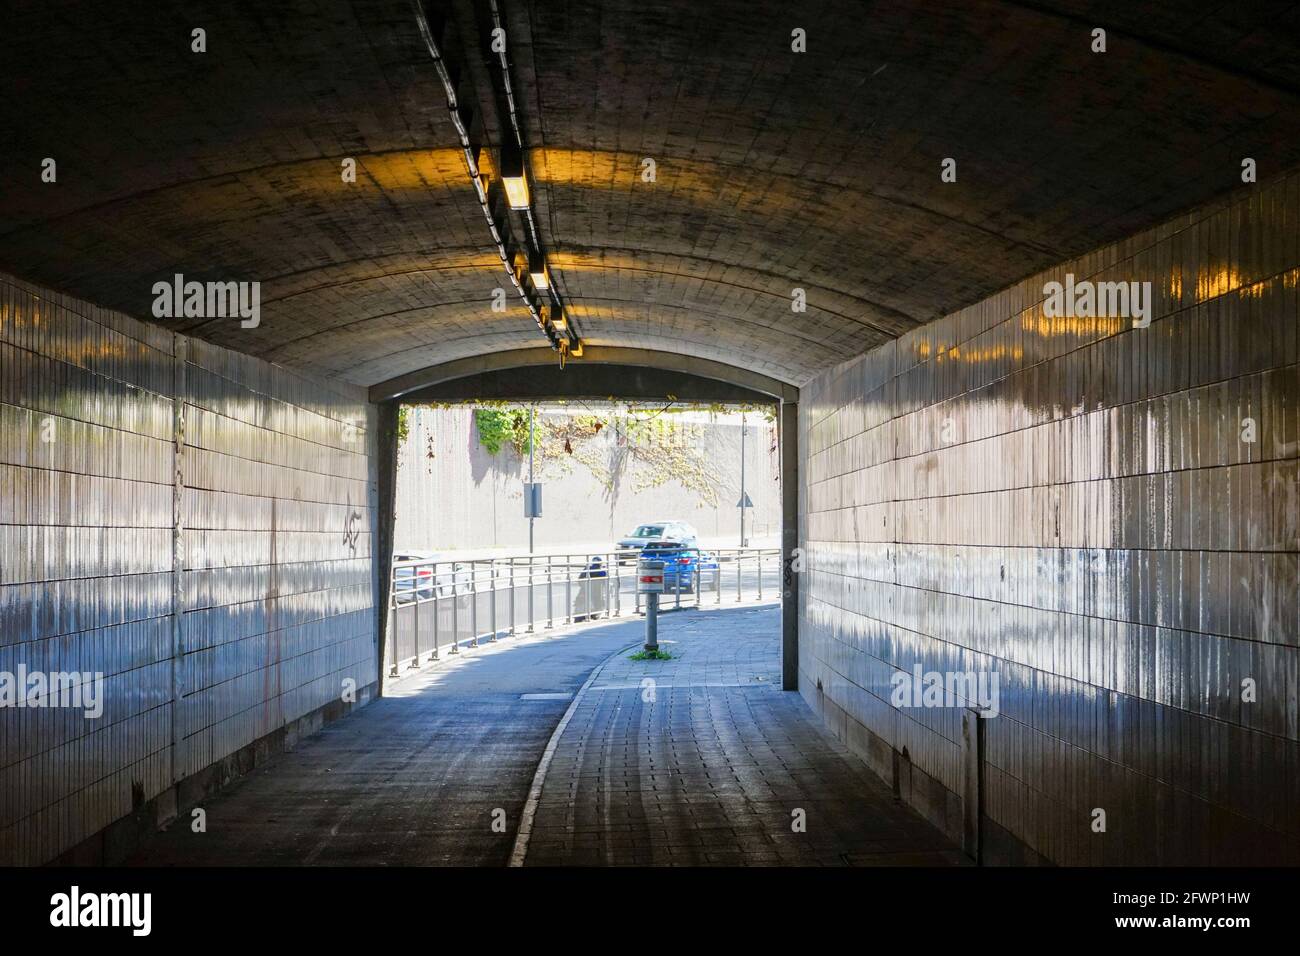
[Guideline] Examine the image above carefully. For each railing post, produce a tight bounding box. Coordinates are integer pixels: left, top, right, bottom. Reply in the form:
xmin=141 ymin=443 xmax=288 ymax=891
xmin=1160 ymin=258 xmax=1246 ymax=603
xmin=566 ymin=554 xmax=573 ymax=624
xmin=527 ymin=556 xmax=535 ymax=633
xmin=696 ymin=551 xmax=703 ymax=608
xmin=470 ymin=563 xmax=479 ymax=647
xmin=451 ymin=566 xmax=460 ymax=654
xmin=431 ymin=573 xmax=440 ymax=660
xmin=386 ymin=575 xmax=398 ymax=677
xmin=509 ymin=560 xmax=516 ymax=635
xmin=412 ymin=566 xmax=421 ymax=668
xmin=613 ymin=553 xmax=621 ymax=617
xmin=546 ymin=555 xmax=554 ymax=628
xmin=737 ymin=550 xmax=743 ymax=602
xmin=757 ymin=550 xmax=763 ymax=601
xmin=490 ymin=560 xmax=498 ymax=641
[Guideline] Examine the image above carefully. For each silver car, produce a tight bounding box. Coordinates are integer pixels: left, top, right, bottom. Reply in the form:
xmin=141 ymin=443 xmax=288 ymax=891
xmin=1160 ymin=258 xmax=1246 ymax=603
xmin=393 ymin=551 xmax=472 ymax=601
xmin=617 ymin=520 xmax=699 ymax=552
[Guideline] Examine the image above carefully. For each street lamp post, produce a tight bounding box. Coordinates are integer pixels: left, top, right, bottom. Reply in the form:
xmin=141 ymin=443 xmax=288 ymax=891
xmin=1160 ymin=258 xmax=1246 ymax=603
xmin=528 ymin=404 xmax=535 ymax=556
xmin=527 ymin=405 xmax=536 ymax=630
xmin=739 ymin=412 xmax=748 ymax=548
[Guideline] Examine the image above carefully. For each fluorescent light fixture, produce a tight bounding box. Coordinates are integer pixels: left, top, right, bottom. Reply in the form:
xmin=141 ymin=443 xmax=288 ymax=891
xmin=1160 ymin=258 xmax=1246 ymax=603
xmin=528 ymin=248 xmax=549 ymax=289
xmin=499 ymin=140 xmax=530 ymax=209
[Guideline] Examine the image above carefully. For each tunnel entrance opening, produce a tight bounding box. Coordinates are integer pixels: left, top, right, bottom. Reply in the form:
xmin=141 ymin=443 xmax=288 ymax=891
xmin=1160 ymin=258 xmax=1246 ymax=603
xmin=380 ymin=393 xmax=789 ymax=690
xmin=369 ymin=351 xmax=800 ymax=697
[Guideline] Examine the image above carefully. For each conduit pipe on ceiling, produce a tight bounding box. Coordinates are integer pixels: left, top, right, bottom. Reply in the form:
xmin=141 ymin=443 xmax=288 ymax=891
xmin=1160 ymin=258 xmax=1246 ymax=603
xmin=411 ymin=0 xmax=566 ymax=352
xmin=485 ymin=0 xmax=581 ymax=352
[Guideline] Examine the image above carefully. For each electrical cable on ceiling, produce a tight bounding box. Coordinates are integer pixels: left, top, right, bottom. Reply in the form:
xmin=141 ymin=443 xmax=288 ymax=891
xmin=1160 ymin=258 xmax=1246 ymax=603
xmin=485 ymin=0 xmax=579 ymax=347
xmin=411 ymin=0 xmax=579 ymax=356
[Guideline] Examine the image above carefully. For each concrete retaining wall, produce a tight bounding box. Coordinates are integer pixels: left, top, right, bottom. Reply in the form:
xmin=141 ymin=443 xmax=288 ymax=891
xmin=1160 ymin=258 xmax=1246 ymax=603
xmin=394 ymin=406 xmax=782 ymax=553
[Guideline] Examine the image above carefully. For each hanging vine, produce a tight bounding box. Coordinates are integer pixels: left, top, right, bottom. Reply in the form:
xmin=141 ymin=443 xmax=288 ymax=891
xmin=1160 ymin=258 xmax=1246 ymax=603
xmin=454 ymin=400 xmax=757 ymax=508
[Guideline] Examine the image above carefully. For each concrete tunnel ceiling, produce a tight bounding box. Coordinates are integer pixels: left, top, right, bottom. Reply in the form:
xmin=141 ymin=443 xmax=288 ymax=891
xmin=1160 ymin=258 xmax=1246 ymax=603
xmin=2 ymin=1 xmax=1300 ymax=389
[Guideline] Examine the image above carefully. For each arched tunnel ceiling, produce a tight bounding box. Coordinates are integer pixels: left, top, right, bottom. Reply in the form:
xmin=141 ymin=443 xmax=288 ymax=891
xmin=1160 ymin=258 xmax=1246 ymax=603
xmin=2 ymin=1 xmax=1299 ymax=388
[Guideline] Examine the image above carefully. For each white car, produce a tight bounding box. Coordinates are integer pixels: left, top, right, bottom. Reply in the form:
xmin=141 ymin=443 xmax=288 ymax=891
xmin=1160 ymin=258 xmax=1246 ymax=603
xmin=393 ymin=551 xmax=472 ymax=601
xmin=617 ymin=520 xmax=700 ymax=552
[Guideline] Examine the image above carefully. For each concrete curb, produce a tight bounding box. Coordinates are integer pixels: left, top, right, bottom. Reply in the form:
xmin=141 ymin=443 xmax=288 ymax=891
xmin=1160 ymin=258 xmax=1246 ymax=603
xmin=507 ymin=639 xmax=643 ymax=867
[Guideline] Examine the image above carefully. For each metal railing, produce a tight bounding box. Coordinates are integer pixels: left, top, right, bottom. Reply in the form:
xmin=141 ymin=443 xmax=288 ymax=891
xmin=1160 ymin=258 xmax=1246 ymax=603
xmin=385 ymin=547 xmax=781 ymax=676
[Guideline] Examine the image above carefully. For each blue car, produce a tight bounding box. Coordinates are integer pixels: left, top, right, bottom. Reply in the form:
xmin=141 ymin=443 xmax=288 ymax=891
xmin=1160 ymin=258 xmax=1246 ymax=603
xmin=638 ymin=541 xmax=717 ymax=594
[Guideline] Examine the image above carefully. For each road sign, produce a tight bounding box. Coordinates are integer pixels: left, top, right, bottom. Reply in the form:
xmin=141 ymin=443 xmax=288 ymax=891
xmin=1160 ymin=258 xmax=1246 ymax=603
xmin=736 ymin=492 xmax=753 ymax=508
xmin=523 ymin=482 xmax=542 ymax=518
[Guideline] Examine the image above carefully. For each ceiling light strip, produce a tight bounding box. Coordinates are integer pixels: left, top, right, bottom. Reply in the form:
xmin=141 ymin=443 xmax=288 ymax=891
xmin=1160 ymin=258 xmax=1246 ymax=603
xmin=411 ymin=0 xmax=564 ymax=351
xmin=484 ymin=0 xmax=581 ymax=353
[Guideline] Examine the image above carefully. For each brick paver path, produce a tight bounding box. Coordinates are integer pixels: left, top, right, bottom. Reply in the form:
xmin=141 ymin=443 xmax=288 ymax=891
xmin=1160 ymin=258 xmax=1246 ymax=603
xmin=524 ymin=605 xmax=967 ymax=866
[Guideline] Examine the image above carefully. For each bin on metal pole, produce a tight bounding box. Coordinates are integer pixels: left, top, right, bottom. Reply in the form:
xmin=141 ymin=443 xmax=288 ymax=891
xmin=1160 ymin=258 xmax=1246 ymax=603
xmin=638 ymin=558 xmax=665 ymax=652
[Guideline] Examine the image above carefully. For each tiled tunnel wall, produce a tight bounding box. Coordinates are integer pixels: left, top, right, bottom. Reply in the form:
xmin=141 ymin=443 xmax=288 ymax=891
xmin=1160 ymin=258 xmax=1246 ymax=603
xmin=799 ymin=174 xmax=1299 ymax=865
xmin=0 ymin=273 xmax=379 ymax=865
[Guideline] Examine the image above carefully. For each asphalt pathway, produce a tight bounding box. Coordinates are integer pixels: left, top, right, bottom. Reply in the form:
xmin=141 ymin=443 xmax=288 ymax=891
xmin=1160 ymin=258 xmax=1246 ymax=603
xmin=127 ymin=605 xmax=962 ymax=866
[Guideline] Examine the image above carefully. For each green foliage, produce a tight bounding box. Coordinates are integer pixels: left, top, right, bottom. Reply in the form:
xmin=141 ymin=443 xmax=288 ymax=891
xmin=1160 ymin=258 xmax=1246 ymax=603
xmin=396 ymin=405 xmax=410 ymax=444
xmin=475 ymin=408 xmax=517 ymax=454
xmin=438 ymin=400 xmax=767 ymax=508
xmin=629 ymin=648 xmax=674 ymax=660
xmin=394 ymin=406 xmax=411 ymax=465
